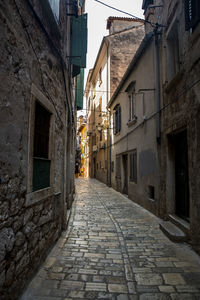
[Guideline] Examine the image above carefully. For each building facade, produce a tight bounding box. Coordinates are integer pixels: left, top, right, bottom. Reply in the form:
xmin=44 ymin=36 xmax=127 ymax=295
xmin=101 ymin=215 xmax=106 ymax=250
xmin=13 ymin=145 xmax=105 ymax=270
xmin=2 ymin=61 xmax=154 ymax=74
xmin=0 ymin=0 xmax=87 ymax=299
xmin=85 ymin=17 xmax=145 ymax=184
xmin=108 ymin=32 xmax=160 ymax=216
xmin=107 ymin=0 xmax=200 ymax=254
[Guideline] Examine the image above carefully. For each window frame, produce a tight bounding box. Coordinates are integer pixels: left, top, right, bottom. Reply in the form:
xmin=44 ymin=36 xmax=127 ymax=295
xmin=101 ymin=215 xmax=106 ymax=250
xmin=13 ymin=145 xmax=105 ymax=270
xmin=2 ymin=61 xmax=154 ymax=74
xmin=26 ymin=84 xmax=55 ymax=207
xmin=166 ymin=19 xmax=180 ymax=82
xmin=114 ymin=104 xmax=121 ymax=135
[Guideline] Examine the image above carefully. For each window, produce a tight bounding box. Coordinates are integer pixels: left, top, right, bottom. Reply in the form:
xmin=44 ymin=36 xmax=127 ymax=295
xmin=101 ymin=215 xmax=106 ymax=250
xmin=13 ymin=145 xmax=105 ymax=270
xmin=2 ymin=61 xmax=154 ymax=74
xmin=148 ymin=185 xmax=155 ymax=200
xmin=166 ymin=20 xmax=180 ymax=81
xmin=185 ymin=0 xmax=200 ymax=31
xmin=128 ymin=94 xmax=135 ymax=121
xmin=116 ymin=156 xmax=121 ymax=178
xmin=33 ymin=102 xmax=51 ymax=191
xmin=126 ymin=81 xmax=136 ymax=123
xmin=114 ymin=104 xmax=121 ymax=134
xmin=99 ymin=130 xmax=102 ymax=141
xmin=99 ymin=68 xmax=102 ymax=86
xmin=130 ymin=150 xmax=137 ymax=183
xmin=92 ymin=134 xmax=96 ymax=146
xmin=111 ymin=161 xmax=114 ymax=172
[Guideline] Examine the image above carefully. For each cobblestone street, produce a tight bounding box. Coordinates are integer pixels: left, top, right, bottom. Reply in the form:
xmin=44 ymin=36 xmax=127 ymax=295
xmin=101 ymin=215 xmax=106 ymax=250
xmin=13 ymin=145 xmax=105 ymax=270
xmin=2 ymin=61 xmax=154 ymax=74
xmin=21 ymin=179 xmax=200 ymax=300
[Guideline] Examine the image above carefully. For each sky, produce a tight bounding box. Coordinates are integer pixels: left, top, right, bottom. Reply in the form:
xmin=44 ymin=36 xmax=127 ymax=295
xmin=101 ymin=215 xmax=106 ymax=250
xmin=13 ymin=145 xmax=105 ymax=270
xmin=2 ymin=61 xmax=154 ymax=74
xmin=85 ymin=0 xmax=144 ymax=71
xmin=79 ymin=0 xmax=144 ymax=114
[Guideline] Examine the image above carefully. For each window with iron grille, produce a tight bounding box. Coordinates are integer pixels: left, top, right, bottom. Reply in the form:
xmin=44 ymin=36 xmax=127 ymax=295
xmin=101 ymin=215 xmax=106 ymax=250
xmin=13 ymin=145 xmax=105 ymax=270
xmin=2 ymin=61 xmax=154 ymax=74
xmin=185 ymin=0 xmax=200 ymax=30
xmin=130 ymin=150 xmax=137 ymax=183
xmin=116 ymin=156 xmax=121 ymax=178
xmin=33 ymin=101 xmax=51 ymax=191
xmin=114 ymin=104 xmax=121 ymax=134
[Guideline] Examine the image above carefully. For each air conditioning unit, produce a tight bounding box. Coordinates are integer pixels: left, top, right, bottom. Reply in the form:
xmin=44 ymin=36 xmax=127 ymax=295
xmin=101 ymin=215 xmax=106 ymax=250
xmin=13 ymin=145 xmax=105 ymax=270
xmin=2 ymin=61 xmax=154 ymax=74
xmin=93 ymin=145 xmax=98 ymax=152
xmin=99 ymin=141 xmax=105 ymax=149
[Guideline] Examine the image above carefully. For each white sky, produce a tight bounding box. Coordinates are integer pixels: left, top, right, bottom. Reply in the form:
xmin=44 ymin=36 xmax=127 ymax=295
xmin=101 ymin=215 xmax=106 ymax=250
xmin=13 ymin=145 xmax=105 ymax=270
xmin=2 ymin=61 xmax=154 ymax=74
xmin=85 ymin=0 xmax=144 ymax=71
xmin=79 ymin=0 xmax=144 ymax=115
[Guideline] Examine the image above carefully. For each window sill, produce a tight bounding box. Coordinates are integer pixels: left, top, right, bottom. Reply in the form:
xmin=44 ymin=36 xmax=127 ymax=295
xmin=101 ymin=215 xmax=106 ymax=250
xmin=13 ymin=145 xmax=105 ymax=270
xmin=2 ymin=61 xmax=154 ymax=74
xmin=130 ymin=180 xmax=137 ymax=184
xmin=127 ymin=117 xmax=137 ymax=127
xmin=164 ymin=71 xmax=184 ymax=94
xmin=114 ymin=131 xmax=121 ymax=136
xmin=25 ymin=187 xmax=54 ymax=207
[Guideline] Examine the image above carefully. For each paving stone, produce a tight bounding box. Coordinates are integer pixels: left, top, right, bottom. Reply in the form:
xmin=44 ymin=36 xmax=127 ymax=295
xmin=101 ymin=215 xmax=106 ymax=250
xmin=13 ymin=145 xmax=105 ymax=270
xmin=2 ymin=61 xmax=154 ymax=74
xmin=68 ymin=291 xmax=85 ymax=298
xmin=163 ymin=273 xmax=186 ymax=285
xmin=135 ymin=273 xmax=163 ymax=285
xmin=170 ymin=293 xmax=197 ymax=300
xmin=108 ymin=284 xmax=128 ymax=293
xmin=86 ymin=282 xmax=107 ymax=291
xmin=159 ymin=285 xmax=175 ymax=293
xmin=20 ymin=179 xmax=200 ymax=300
xmin=139 ymin=293 xmax=170 ymax=300
xmin=60 ymin=280 xmax=84 ymax=290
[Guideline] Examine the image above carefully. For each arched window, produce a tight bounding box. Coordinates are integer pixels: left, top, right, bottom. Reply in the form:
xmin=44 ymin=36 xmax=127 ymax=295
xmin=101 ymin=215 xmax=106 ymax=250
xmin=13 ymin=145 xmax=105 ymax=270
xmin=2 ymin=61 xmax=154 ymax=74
xmin=114 ymin=104 xmax=121 ymax=134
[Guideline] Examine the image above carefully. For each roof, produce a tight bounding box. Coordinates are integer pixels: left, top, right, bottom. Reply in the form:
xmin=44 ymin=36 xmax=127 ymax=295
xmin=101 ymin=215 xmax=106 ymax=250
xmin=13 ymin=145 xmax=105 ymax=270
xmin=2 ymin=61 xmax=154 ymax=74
xmin=107 ymin=32 xmax=154 ymax=108
xmin=106 ymin=16 xmax=144 ymax=29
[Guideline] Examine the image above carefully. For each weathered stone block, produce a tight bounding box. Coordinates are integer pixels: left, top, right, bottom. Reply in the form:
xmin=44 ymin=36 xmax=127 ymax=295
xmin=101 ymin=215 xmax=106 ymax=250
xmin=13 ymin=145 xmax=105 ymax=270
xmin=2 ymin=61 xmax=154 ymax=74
xmin=15 ymin=231 xmax=26 ymax=247
xmin=0 ymin=228 xmax=15 ymax=261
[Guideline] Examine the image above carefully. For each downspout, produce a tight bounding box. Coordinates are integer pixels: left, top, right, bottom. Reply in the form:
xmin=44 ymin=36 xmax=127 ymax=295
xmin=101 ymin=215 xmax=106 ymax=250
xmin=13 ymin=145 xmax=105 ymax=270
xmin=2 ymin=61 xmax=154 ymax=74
xmin=105 ymin=39 xmax=109 ymax=185
xmin=154 ymin=26 xmax=161 ymax=144
xmin=105 ymin=39 xmax=111 ymax=187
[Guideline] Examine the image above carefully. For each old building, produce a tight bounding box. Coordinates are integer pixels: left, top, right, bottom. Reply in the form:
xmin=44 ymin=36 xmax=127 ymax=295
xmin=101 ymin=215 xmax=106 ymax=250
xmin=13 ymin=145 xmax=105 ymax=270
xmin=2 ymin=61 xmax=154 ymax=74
xmin=151 ymin=0 xmax=200 ymax=254
xmin=85 ymin=17 xmax=145 ymax=184
xmin=107 ymin=32 xmax=160 ymax=216
xmin=107 ymin=0 xmax=200 ymax=254
xmin=0 ymin=0 xmax=87 ymax=299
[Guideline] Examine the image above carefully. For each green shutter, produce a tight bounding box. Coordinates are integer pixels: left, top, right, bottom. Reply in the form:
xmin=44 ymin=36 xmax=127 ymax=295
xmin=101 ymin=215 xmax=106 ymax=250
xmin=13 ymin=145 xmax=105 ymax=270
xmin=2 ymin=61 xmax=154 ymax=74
xmin=76 ymin=68 xmax=84 ymax=110
xmin=71 ymin=14 xmax=87 ymax=69
xmin=33 ymin=158 xmax=51 ymax=191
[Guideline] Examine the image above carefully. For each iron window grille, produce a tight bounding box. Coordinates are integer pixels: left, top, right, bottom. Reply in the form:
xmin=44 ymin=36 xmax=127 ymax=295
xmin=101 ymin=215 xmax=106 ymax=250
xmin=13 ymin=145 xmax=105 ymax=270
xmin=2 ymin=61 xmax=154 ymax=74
xmin=185 ymin=0 xmax=200 ymax=30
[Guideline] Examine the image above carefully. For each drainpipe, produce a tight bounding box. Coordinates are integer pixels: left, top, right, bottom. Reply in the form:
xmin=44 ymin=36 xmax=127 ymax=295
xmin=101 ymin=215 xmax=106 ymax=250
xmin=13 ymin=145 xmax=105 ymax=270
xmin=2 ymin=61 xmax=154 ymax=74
xmin=154 ymin=26 xmax=161 ymax=144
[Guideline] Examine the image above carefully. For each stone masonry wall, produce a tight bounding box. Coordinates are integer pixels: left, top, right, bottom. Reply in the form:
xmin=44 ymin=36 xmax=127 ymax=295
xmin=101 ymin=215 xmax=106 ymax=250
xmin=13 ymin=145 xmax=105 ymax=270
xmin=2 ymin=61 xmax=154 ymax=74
xmin=158 ymin=0 xmax=200 ymax=254
xmin=109 ymin=25 xmax=145 ymax=96
xmin=0 ymin=1 xmax=72 ymax=299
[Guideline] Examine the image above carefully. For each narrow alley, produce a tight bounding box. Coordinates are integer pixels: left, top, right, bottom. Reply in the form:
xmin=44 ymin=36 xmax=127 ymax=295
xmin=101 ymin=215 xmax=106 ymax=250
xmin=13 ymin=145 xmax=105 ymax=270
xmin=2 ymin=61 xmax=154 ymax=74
xmin=21 ymin=179 xmax=200 ymax=300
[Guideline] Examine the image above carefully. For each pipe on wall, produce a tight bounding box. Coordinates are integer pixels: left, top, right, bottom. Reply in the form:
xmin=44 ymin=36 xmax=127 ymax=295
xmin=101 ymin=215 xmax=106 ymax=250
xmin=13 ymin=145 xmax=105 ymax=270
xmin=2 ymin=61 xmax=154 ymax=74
xmin=154 ymin=27 xmax=161 ymax=144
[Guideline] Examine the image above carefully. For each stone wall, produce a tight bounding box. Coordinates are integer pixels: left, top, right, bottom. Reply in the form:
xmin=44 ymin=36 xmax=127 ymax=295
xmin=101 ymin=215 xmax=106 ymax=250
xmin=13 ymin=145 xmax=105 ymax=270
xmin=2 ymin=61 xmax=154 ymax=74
xmin=0 ymin=1 xmax=74 ymax=299
xmin=158 ymin=0 xmax=200 ymax=254
xmin=109 ymin=25 xmax=145 ymax=96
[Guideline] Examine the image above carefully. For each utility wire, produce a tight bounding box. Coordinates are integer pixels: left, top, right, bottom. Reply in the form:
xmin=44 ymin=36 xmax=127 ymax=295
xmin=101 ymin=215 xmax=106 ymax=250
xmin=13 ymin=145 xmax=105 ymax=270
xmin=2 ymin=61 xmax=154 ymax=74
xmin=94 ymin=0 xmax=167 ymax=28
xmin=77 ymin=78 xmax=200 ymax=136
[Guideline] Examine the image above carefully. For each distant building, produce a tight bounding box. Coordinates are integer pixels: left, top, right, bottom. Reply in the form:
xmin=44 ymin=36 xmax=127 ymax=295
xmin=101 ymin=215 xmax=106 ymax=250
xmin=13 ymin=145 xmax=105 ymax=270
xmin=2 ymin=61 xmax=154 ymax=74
xmin=85 ymin=17 xmax=145 ymax=184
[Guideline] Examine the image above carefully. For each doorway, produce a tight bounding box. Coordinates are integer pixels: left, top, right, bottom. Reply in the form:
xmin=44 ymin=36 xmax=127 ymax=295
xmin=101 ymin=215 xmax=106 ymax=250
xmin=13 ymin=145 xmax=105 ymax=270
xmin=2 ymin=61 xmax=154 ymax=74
xmin=174 ymin=130 xmax=190 ymax=222
xmin=122 ymin=154 xmax=128 ymax=195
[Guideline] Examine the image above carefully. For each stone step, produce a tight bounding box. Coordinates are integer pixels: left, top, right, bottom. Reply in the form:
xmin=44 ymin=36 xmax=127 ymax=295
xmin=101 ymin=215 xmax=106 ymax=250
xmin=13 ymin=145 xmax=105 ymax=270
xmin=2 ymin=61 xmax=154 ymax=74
xmin=159 ymin=221 xmax=188 ymax=243
xmin=168 ymin=214 xmax=190 ymax=236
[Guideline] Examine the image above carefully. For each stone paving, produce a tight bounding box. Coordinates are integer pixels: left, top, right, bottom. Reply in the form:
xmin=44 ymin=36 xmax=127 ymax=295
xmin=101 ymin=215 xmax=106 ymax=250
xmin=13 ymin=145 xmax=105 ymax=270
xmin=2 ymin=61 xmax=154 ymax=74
xmin=21 ymin=179 xmax=200 ymax=300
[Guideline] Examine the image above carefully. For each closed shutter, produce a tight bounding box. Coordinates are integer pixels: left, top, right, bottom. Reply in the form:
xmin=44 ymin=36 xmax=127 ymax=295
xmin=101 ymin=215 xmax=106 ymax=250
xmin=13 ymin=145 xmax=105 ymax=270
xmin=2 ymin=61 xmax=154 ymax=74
xmin=71 ymin=14 xmax=88 ymax=69
xmin=76 ymin=68 xmax=84 ymax=110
